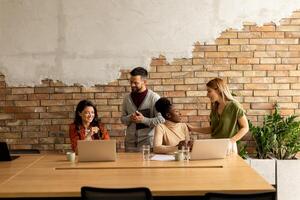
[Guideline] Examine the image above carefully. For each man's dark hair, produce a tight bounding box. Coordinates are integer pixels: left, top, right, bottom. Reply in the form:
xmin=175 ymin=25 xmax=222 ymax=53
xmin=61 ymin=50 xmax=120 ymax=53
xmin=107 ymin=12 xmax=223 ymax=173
xmin=155 ymin=97 xmax=172 ymax=119
xmin=130 ymin=67 xmax=148 ymax=78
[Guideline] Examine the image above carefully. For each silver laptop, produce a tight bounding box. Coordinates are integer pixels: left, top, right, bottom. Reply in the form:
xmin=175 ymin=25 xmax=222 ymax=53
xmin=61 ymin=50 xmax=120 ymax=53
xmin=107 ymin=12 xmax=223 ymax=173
xmin=190 ymin=139 xmax=230 ymax=160
xmin=77 ymin=140 xmax=116 ymax=162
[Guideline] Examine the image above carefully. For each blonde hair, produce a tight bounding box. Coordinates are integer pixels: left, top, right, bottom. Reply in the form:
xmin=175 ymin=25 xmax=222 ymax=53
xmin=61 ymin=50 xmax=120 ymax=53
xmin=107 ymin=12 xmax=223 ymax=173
xmin=206 ymin=78 xmax=235 ymax=111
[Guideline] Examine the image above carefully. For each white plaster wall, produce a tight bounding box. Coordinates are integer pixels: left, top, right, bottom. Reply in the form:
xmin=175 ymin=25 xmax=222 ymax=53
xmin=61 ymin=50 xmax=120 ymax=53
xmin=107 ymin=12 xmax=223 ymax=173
xmin=1 ymin=0 xmax=300 ymax=86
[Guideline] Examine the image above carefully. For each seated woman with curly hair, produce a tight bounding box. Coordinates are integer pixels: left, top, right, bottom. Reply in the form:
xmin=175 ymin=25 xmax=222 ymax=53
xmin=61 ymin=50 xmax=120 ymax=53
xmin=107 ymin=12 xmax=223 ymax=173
xmin=153 ymin=97 xmax=191 ymax=154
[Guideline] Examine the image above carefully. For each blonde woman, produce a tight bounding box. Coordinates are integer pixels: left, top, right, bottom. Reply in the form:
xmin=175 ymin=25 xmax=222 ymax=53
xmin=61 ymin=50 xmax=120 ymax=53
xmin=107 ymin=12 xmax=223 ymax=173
xmin=188 ymin=78 xmax=249 ymax=153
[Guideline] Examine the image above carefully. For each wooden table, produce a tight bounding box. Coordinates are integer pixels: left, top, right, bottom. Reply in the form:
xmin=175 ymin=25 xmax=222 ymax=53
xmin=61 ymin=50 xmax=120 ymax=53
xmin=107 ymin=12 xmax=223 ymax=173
xmin=0 ymin=153 xmax=275 ymax=197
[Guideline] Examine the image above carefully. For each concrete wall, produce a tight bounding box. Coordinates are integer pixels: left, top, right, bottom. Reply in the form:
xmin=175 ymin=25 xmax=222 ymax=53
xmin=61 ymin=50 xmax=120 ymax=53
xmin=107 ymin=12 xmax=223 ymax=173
xmin=1 ymin=0 xmax=299 ymax=86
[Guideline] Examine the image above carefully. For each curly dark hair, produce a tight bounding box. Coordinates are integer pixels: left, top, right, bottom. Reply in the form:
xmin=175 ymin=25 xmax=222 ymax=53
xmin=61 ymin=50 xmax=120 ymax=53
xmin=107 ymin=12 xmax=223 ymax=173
xmin=155 ymin=97 xmax=172 ymax=119
xmin=130 ymin=67 xmax=148 ymax=78
xmin=73 ymin=100 xmax=99 ymax=132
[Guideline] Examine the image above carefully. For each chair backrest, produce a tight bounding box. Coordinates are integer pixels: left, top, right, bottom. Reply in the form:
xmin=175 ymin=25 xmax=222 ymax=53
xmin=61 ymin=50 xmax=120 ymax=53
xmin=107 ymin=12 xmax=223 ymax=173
xmin=9 ymin=149 xmax=40 ymax=154
xmin=81 ymin=186 xmax=153 ymax=200
xmin=204 ymin=192 xmax=276 ymax=200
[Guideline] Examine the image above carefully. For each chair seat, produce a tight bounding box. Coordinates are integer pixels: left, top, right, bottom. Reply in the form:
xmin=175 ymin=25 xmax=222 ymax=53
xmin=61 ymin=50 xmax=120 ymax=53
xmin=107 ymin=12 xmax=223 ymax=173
xmin=204 ymin=192 xmax=276 ymax=200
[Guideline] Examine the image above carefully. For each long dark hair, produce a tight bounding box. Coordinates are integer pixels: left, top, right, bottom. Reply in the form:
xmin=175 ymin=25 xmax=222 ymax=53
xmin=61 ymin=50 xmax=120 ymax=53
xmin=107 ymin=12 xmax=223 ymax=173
xmin=74 ymin=100 xmax=100 ymax=132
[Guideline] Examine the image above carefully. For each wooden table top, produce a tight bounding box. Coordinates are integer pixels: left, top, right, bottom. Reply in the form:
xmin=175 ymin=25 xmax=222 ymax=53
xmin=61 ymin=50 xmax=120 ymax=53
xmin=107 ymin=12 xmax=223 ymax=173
xmin=0 ymin=153 xmax=275 ymax=197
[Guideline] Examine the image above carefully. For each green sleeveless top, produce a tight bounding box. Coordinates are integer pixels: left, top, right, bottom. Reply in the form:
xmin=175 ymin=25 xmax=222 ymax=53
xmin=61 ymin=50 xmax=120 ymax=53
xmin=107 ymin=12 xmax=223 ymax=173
xmin=210 ymin=101 xmax=245 ymax=139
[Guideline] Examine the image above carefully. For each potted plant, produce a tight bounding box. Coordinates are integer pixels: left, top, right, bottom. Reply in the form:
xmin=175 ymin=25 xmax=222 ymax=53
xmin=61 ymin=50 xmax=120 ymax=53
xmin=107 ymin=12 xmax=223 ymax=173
xmin=248 ymin=104 xmax=300 ymax=200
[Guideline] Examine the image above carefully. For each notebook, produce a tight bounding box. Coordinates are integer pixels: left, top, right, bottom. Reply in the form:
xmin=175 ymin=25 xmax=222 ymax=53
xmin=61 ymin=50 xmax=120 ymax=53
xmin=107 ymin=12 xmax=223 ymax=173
xmin=190 ymin=139 xmax=230 ymax=160
xmin=0 ymin=142 xmax=19 ymax=161
xmin=77 ymin=140 xmax=116 ymax=162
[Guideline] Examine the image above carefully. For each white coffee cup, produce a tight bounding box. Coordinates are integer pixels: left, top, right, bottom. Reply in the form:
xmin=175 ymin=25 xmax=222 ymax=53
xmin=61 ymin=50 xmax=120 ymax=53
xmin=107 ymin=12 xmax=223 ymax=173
xmin=66 ymin=152 xmax=76 ymax=162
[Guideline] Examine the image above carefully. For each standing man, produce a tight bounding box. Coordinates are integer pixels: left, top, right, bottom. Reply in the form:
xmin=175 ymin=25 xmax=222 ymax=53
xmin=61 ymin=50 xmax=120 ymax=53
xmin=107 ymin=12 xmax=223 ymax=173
xmin=121 ymin=67 xmax=165 ymax=152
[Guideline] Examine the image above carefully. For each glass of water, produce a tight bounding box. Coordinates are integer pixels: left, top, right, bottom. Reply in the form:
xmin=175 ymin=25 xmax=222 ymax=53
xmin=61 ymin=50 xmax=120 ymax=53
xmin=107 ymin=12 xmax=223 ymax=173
xmin=142 ymin=145 xmax=151 ymax=161
xmin=182 ymin=146 xmax=190 ymax=161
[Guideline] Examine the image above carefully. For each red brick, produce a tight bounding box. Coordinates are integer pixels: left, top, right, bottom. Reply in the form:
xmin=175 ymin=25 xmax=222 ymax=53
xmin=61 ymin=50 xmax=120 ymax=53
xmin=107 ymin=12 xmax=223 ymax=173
xmin=164 ymin=91 xmax=186 ymax=97
xmin=35 ymin=87 xmax=54 ymax=94
xmin=215 ymin=58 xmax=236 ymax=64
xmin=54 ymin=87 xmax=80 ymax=93
xmin=228 ymin=52 xmax=253 ymax=58
xmin=41 ymin=100 xmax=65 ymax=106
xmin=103 ymin=86 xmax=125 ymax=93
xmin=254 ymin=51 xmax=275 ymax=57
xmin=251 ymin=25 xmax=275 ymax=32
xmin=175 ymin=85 xmax=197 ymax=91
xmin=15 ymin=113 xmax=39 ymax=119
xmin=157 ymin=65 xmax=181 ymax=72
xmin=73 ymin=93 xmax=94 ymax=99
xmin=251 ymin=103 xmax=274 ymax=110
xmin=0 ymin=113 xmax=13 ymax=120
xmin=219 ymin=32 xmax=237 ymax=38
xmin=215 ymin=38 xmax=229 ymax=45
xmin=205 ymin=52 xmax=228 ymax=58
xmin=267 ymin=71 xmax=289 ymax=76
xmin=275 ymin=77 xmax=298 ymax=83
xmin=219 ymin=71 xmax=243 ymax=77
xmin=6 ymin=95 xmax=27 ymax=101
xmin=230 ymin=65 xmax=252 ymax=71
xmin=205 ymin=65 xmax=230 ymax=71
xmin=218 ymin=45 xmax=240 ymax=51
xmin=251 ymin=77 xmax=273 ymax=83
xmin=277 ymin=26 xmax=300 ymax=31
xmin=11 ymin=88 xmax=34 ymax=94
xmin=244 ymin=71 xmax=266 ymax=77
xmin=108 ymin=99 xmax=123 ymax=105
xmin=171 ymin=58 xmax=192 ymax=65
xmin=149 ymin=72 xmax=171 ymax=79
xmin=186 ymin=91 xmax=206 ymax=96
xmin=262 ymin=32 xmax=284 ymax=38
xmin=252 ymin=64 xmax=274 ymax=70
xmin=153 ymin=85 xmax=174 ymax=91
xmin=162 ymin=79 xmax=184 ymax=85
xmin=270 ymin=97 xmax=291 ymax=102
xmin=192 ymin=58 xmax=214 ymax=65
xmin=238 ymin=32 xmax=261 ymax=38
xmin=250 ymin=39 xmax=275 ymax=44
xmin=230 ymin=39 xmax=249 ymax=44
xmin=28 ymin=94 xmax=50 ymax=100
xmin=260 ymin=58 xmax=281 ymax=64
xmin=237 ymin=58 xmax=259 ymax=64
xmin=171 ymin=72 xmax=194 ymax=78
xmin=15 ymin=100 xmax=40 ymax=107
xmin=195 ymin=72 xmax=218 ymax=77
xmin=192 ymin=52 xmax=205 ymax=58
xmin=275 ymin=64 xmax=297 ymax=70
xmin=277 ymin=38 xmax=299 ymax=44
xmin=81 ymin=87 xmax=104 ymax=93
xmin=193 ymin=45 xmax=217 ymax=52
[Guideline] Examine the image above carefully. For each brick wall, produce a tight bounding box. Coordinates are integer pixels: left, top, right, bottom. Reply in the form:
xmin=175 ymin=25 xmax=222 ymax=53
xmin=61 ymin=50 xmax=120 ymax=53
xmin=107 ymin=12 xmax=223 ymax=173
xmin=1 ymin=11 xmax=300 ymax=153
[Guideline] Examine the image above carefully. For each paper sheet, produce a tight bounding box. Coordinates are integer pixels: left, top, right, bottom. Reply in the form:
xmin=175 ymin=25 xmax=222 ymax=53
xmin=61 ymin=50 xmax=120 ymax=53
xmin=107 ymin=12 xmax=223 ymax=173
xmin=150 ymin=154 xmax=175 ymax=161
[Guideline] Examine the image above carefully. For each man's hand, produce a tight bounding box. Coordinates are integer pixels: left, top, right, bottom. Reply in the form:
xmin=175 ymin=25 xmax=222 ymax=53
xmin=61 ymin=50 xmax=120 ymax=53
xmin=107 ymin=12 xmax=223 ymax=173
xmin=130 ymin=111 xmax=144 ymax=123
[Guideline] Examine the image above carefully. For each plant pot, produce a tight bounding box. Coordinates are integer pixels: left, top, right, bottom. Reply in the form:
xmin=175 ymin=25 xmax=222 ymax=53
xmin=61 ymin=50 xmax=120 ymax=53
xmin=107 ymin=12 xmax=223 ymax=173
xmin=277 ymin=160 xmax=300 ymax=200
xmin=247 ymin=158 xmax=276 ymax=185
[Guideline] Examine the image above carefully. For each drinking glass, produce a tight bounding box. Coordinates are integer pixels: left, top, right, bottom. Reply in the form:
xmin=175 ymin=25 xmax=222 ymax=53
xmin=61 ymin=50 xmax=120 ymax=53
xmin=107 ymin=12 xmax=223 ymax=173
xmin=142 ymin=145 xmax=151 ymax=161
xmin=182 ymin=146 xmax=190 ymax=161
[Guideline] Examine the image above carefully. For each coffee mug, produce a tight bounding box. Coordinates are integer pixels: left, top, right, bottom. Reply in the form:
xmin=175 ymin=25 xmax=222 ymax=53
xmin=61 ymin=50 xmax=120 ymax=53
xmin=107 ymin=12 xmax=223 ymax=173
xmin=66 ymin=152 xmax=76 ymax=162
xmin=174 ymin=151 xmax=184 ymax=161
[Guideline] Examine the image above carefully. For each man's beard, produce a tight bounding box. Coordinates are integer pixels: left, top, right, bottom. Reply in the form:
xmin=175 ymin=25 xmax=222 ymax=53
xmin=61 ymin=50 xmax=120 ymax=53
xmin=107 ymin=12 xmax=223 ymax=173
xmin=131 ymin=86 xmax=142 ymax=93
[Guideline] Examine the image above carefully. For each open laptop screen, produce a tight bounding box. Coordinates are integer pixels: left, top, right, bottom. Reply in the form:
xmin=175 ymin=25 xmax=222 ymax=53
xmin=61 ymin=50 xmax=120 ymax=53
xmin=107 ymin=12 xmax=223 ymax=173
xmin=78 ymin=140 xmax=116 ymax=162
xmin=190 ymin=139 xmax=230 ymax=160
